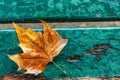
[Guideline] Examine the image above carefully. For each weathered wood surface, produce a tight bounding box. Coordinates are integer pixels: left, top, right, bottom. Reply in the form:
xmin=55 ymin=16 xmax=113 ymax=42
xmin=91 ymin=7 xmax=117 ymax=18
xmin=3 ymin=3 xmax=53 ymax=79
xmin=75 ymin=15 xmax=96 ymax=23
xmin=0 ymin=27 xmax=120 ymax=79
xmin=0 ymin=72 xmax=120 ymax=80
xmin=0 ymin=0 xmax=120 ymax=22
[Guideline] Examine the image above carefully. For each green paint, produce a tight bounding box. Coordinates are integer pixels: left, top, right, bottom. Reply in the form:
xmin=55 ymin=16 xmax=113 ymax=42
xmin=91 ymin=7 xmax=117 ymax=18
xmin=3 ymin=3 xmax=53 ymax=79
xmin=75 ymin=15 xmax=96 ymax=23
xmin=0 ymin=0 xmax=120 ymax=22
xmin=0 ymin=27 xmax=120 ymax=79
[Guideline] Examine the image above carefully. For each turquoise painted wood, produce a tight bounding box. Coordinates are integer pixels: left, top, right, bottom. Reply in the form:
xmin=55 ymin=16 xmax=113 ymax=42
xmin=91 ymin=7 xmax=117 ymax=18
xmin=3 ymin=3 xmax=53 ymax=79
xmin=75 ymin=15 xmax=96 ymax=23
xmin=0 ymin=27 xmax=120 ymax=79
xmin=0 ymin=0 xmax=120 ymax=22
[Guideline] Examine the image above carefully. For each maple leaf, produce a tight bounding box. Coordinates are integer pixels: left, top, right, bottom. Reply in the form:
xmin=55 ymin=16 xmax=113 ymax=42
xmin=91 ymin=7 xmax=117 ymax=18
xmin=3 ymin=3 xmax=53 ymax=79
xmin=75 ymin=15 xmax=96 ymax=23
xmin=8 ymin=20 xmax=68 ymax=75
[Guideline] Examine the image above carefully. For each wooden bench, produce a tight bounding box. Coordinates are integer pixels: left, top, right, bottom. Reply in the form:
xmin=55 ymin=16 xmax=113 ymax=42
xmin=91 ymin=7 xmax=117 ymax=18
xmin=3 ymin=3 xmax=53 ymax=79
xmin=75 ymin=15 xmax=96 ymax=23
xmin=0 ymin=0 xmax=120 ymax=80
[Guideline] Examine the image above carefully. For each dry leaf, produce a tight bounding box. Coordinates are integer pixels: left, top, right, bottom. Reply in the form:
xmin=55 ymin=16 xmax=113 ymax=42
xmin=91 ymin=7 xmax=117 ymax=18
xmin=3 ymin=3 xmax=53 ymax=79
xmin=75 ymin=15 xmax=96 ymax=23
xmin=8 ymin=20 xmax=68 ymax=75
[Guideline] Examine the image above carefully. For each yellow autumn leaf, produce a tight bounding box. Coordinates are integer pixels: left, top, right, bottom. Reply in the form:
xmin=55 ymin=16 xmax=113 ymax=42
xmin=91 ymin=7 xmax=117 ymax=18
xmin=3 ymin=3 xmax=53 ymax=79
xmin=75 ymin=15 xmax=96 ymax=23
xmin=8 ymin=20 xmax=68 ymax=75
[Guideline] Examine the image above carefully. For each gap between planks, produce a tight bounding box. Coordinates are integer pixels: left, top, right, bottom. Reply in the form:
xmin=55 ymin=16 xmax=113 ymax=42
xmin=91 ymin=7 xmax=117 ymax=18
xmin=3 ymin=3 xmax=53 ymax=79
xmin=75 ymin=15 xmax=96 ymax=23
xmin=0 ymin=21 xmax=120 ymax=28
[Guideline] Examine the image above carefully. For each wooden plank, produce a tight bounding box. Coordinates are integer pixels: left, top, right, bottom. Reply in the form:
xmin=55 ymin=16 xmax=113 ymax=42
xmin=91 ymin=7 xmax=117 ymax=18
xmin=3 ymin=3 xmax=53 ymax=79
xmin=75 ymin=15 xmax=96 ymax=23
xmin=0 ymin=27 xmax=120 ymax=79
xmin=0 ymin=0 xmax=120 ymax=22
xmin=0 ymin=72 xmax=120 ymax=80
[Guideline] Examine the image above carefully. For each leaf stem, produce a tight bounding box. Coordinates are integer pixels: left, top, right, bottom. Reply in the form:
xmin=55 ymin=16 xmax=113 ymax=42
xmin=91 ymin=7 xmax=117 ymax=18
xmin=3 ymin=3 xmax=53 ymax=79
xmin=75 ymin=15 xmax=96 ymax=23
xmin=52 ymin=61 xmax=66 ymax=75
